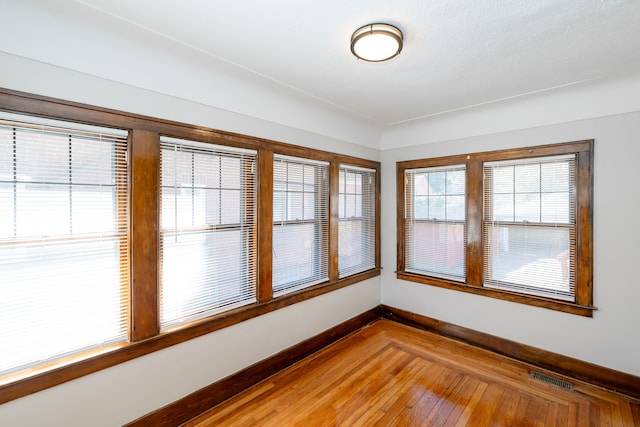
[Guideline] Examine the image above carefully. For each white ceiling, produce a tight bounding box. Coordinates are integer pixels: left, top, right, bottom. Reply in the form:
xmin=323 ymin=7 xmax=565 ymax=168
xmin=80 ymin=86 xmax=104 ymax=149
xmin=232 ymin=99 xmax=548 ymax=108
xmin=72 ymin=0 xmax=640 ymax=126
xmin=8 ymin=0 xmax=640 ymax=127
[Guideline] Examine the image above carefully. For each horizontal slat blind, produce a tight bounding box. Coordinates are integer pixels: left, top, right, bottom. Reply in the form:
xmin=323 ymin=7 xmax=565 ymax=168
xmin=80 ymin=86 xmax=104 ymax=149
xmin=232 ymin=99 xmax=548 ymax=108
xmin=160 ymin=137 xmax=257 ymax=329
xmin=0 ymin=114 xmax=129 ymax=375
xmin=404 ymin=165 xmax=466 ymax=281
xmin=273 ymin=154 xmax=329 ymax=296
xmin=338 ymin=165 xmax=376 ymax=278
xmin=483 ymin=154 xmax=576 ymax=301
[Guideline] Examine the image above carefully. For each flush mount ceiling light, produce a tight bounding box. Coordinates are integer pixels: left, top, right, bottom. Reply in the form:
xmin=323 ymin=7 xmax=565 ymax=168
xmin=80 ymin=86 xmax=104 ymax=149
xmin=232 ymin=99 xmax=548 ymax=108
xmin=350 ymin=23 xmax=403 ymax=62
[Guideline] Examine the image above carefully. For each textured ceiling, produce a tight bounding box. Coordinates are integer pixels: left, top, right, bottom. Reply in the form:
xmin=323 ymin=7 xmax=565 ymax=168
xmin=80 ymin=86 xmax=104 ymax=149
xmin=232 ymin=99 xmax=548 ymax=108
xmin=17 ymin=1 xmax=640 ymax=125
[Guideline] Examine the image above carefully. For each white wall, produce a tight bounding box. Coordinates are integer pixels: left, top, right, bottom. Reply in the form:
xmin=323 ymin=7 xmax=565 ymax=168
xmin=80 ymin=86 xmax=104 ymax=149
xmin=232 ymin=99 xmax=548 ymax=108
xmin=0 ymin=53 xmax=381 ymax=426
xmin=380 ymin=108 xmax=640 ymax=377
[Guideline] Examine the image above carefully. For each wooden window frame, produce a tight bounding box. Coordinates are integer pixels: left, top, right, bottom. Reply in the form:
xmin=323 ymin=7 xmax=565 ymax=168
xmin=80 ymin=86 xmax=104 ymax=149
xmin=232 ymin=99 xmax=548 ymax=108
xmin=397 ymin=140 xmax=594 ymax=317
xmin=0 ymin=88 xmax=381 ymax=404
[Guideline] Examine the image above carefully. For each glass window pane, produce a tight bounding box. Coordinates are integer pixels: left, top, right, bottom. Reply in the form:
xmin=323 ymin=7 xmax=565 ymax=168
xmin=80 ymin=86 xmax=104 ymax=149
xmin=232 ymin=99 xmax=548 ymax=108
xmin=446 ymin=195 xmax=465 ymax=221
xmin=414 ymin=196 xmax=428 ymax=219
xmin=220 ymin=156 xmax=240 ymax=188
xmin=514 ymin=193 xmax=540 ymax=222
xmin=273 ymin=223 xmax=315 ymax=288
xmin=486 ymin=225 xmax=571 ymax=295
xmin=447 ymin=169 xmax=465 ymax=195
xmin=193 ymin=153 xmax=220 ymax=188
xmin=407 ymin=222 xmax=465 ymax=279
xmin=514 ymin=164 xmax=540 ymax=193
xmin=492 ymin=194 xmax=514 ymax=221
xmin=72 ymin=186 xmax=115 ymax=234
xmin=16 ymin=130 xmax=69 ymax=184
xmin=429 ymin=195 xmax=446 ymax=220
xmin=71 ymin=136 xmax=113 ymax=185
xmin=16 ymin=184 xmax=70 ymax=237
xmin=492 ymin=166 xmax=513 ymax=194
xmin=287 ymin=193 xmax=303 ymax=221
xmin=220 ymin=189 xmax=241 ymax=224
xmin=429 ymin=171 xmax=445 ymax=194
xmin=541 ymin=162 xmax=569 ymax=192
xmin=287 ymin=163 xmax=303 ymax=191
xmin=414 ymin=174 xmax=429 ymax=196
xmin=541 ymin=192 xmax=570 ymax=223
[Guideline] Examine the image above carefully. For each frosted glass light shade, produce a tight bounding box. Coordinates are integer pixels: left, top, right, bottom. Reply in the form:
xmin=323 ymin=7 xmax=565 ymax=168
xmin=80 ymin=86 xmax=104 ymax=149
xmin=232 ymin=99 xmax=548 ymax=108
xmin=351 ymin=23 xmax=403 ymax=62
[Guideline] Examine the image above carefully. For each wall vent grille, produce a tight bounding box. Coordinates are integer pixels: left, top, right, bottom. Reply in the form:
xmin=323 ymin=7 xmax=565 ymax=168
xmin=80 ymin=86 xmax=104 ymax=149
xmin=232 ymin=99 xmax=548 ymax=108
xmin=530 ymin=371 xmax=575 ymax=391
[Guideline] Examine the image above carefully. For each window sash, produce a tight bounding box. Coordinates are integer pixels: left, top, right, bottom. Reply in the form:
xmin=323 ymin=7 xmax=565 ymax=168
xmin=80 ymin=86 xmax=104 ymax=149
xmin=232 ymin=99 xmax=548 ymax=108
xmin=272 ymin=154 xmax=329 ymax=296
xmin=483 ymin=155 xmax=577 ymax=300
xmin=0 ymin=115 xmax=129 ymax=376
xmin=159 ymin=138 xmax=257 ymax=329
xmin=404 ymin=165 xmax=466 ymax=281
xmin=338 ymin=165 xmax=376 ymax=278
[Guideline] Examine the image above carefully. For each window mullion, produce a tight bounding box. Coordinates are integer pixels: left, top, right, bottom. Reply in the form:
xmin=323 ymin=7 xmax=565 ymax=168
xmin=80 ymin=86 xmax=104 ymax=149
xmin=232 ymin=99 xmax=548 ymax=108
xmin=467 ymin=160 xmax=485 ymax=286
xmin=129 ymin=129 xmax=160 ymax=342
xmin=257 ymin=149 xmax=274 ymax=303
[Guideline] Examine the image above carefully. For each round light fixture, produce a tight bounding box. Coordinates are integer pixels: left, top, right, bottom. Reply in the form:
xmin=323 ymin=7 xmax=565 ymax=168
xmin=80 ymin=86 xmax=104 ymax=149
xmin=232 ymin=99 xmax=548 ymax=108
xmin=350 ymin=23 xmax=403 ymax=62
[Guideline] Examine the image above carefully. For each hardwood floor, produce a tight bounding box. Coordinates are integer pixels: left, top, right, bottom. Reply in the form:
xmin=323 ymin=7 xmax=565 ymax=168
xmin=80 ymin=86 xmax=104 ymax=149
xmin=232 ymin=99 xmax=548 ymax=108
xmin=182 ymin=320 xmax=640 ymax=426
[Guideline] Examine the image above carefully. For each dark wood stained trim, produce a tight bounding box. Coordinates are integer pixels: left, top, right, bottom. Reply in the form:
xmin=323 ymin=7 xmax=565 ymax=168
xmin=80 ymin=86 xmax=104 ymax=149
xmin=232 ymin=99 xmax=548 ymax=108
xmin=129 ymin=130 xmax=160 ymax=341
xmin=465 ymin=160 xmax=484 ymax=286
xmin=257 ymin=149 xmax=274 ymax=303
xmin=396 ymin=272 xmax=594 ymax=316
xmin=0 ymin=88 xmax=379 ymax=169
xmin=396 ymin=139 xmax=595 ymax=317
xmin=379 ymin=305 xmax=640 ymax=400
xmin=395 ymin=163 xmax=406 ymax=273
xmin=575 ymin=146 xmax=594 ymax=307
xmin=125 ymin=308 xmax=380 ymax=427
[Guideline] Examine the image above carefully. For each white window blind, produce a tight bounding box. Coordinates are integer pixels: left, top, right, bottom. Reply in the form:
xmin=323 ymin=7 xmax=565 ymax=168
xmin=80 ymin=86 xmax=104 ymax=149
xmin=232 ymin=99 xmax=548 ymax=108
xmin=273 ymin=154 xmax=329 ymax=296
xmin=0 ymin=113 xmax=129 ymax=376
xmin=160 ymin=137 xmax=257 ymax=329
xmin=338 ymin=165 xmax=376 ymax=278
xmin=404 ymin=165 xmax=466 ymax=281
xmin=483 ymin=154 xmax=576 ymax=301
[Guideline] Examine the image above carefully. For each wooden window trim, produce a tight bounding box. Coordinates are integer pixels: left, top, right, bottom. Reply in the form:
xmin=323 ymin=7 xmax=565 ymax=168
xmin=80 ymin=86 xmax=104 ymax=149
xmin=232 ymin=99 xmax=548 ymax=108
xmin=0 ymin=88 xmax=381 ymax=404
xmin=397 ymin=140 xmax=595 ymax=317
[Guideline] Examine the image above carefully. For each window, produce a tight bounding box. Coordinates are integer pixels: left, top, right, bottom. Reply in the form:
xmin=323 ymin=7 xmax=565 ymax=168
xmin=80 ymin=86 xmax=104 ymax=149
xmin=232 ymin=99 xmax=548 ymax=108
xmin=397 ymin=140 xmax=594 ymax=316
xmin=160 ymin=137 xmax=257 ymax=329
xmin=404 ymin=165 xmax=466 ymax=281
xmin=0 ymin=90 xmax=379 ymax=404
xmin=484 ymin=155 xmax=575 ymax=301
xmin=272 ymin=155 xmax=329 ymax=296
xmin=0 ymin=112 xmax=128 ymax=376
xmin=338 ymin=165 xmax=376 ymax=278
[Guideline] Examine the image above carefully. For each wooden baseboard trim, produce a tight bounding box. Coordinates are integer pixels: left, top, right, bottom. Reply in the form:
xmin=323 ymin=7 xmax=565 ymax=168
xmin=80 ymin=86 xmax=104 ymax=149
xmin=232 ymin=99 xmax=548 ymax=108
xmin=125 ymin=307 xmax=380 ymax=427
xmin=379 ymin=304 xmax=640 ymax=400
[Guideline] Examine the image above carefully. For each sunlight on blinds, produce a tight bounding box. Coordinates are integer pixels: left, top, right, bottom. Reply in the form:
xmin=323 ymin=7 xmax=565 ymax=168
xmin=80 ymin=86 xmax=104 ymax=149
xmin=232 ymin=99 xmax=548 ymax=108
xmin=0 ymin=113 xmax=129 ymax=376
xmin=159 ymin=137 xmax=257 ymax=329
xmin=338 ymin=165 xmax=376 ymax=278
xmin=483 ymin=155 xmax=576 ymax=301
xmin=404 ymin=165 xmax=466 ymax=281
xmin=272 ymin=154 xmax=329 ymax=296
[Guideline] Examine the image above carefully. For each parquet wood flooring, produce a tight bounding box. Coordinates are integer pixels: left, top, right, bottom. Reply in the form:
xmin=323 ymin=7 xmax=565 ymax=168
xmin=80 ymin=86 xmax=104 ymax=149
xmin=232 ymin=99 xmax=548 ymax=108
xmin=182 ymin=320 xmax=640 ymax=426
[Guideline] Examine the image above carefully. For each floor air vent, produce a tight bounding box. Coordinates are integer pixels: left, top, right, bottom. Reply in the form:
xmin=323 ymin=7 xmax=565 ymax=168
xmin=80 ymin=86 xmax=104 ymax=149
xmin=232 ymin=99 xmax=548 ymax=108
xmin=529 ymin=371 xmax=575 ymax=391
